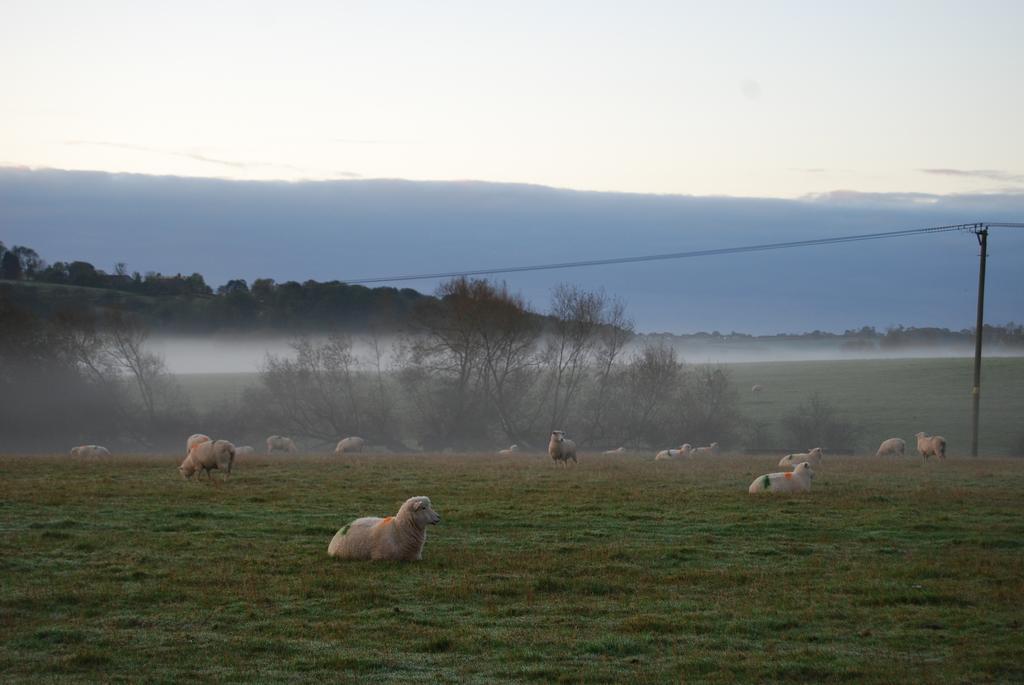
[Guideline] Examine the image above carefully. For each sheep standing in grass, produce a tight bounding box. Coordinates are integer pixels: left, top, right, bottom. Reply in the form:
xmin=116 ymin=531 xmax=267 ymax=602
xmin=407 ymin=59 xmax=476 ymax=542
xmin=266 ymin=435 xmax=297 ymax=454
xmin=655 ymin=444 xmax=692 ymax=460
xmin=749 ymin=461 xmax=815 ymax=494
xmin=327 ymin=496 xmax=441 ymax=561
xmin=779 ymin=447 xmax=823 ymax=467
xmin=335 ymin=436 xmax=366 ymax=454
xmin=691 ymin=442 xmax=720 ymax=457
xmin=548 ymin=431 xmax=577 ymax=465
xmin=603 ymin=447 xmax=626 ymax=454
xmin=498 ymin=444 xmax=519 ymax=454
xmin=69 ymin=445 xmax=110 ymax=458
xmin=180 ymin=439 xmax=235 ymax=480
xmin=915 ymin=432 xmax=947 ymax=460
xmin=875 ymin=438 xmax=906 ymax=458
xmin=186 ymin=433 xmax=211 ymax=456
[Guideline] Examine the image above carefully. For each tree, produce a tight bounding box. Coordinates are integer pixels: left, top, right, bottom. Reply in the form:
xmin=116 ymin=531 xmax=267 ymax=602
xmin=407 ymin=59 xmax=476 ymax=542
xmin=781 ymin=393 xmax=861 ymax=450
xmin=1 ymin=250 xmax=22 ymax=280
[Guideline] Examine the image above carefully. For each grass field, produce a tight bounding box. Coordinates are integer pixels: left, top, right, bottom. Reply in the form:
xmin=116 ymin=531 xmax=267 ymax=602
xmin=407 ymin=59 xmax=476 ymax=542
xmin=175 ymin=356 xmax=1024 ymax=455
xmin=2 ymin=452 xmax=1023 ymax=683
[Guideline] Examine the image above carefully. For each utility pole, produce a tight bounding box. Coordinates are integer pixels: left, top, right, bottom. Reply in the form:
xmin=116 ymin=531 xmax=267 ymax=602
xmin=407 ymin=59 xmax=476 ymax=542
xmin=970 ymin=225 xmax=988 ymax=457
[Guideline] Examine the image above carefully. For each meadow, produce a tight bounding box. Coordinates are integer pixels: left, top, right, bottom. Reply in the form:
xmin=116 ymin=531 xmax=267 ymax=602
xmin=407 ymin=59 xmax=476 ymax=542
xmin=176 ymin=356 xmax=1024 ymax=455
xmin=2 ymin=452 xmax=1022 ymax=683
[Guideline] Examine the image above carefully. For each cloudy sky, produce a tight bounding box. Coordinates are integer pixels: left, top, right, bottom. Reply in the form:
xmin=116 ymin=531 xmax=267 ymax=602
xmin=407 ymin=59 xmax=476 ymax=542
xmin=3 ymin=1 xmax=1023 ymax=197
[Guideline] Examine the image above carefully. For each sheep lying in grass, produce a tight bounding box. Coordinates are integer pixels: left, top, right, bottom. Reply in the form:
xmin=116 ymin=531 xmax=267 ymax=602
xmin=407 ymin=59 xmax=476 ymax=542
xmin=875 ymin=438 xmax=906 ymax=457
xmin=749 ymin=461 xmax=814 ymax=494
xmin=603 ymin=447 xmax=626 ymax=454
xmin=328 ymin=496 xmax=440 ymax=561
xmin=655 ymin=444 xmax=691 ymax=460
xmin=234 ymin=445 xmax=256 ymax=458
xmin=691 ymin=442 xmax=720 ymax=457
xmin=266 ymin=435 xmax=297 ymax=454
xmin=498 ymin=444 xmax=519 ymax=454
xmin=180 ymin=439 xmax=235 ymax=480
xmin=915 ymin=432 xmax=946 ymax=460
xmin=548 ymin=431 xmax=577 ymax=465
xmin=779 ymin=447 xmax=823 ymax=467
xmin=751 ymin=384 xmax=764 ymax=393
xmin=335 ymin=436 xmax=366 ymax=454
xmin=70 ymin=445 xmax=110 ymax=458
xmin=186 ymin=433 xmax=211 ymax=456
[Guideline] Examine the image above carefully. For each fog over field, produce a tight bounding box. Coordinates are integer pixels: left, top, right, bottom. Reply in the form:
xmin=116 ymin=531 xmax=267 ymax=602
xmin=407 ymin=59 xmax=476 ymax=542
xmin=149 ymin=334 xmax=1024 ymax=375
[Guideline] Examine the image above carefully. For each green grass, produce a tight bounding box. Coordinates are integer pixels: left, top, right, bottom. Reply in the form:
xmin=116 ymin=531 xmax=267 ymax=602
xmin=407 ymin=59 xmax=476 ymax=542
xmin=729 ymin=357 xmax=1024 ymax=455
xmin=2 ymin=453 xmax=1023 ymax=683
xmin=176 ymin=357 xmax=1024 ymax=455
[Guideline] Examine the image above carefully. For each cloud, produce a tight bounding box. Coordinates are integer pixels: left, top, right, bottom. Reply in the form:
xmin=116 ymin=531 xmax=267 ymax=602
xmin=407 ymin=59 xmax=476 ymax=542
xmin=331 ymin=138 xmax=418 ymax=145
xmin=919 ymin=168 xmax=1024 ymax=183
xmin=740 ymin=79 xmax=761 ymax=101
xmin=63 ymin=140 xmax=361 ymax=178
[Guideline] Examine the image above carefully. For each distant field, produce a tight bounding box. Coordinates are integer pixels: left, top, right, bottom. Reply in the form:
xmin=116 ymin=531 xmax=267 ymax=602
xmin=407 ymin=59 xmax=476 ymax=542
xmin=176 ymin=356 xmax=1024 ymax=456
xmin=1 ymin=453 xmax=1022 ymax=683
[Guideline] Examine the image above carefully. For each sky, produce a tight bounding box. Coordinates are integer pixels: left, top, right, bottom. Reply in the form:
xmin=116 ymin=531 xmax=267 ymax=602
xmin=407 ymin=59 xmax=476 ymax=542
xmin=2 ymin=1 xmax=1024 ymax=198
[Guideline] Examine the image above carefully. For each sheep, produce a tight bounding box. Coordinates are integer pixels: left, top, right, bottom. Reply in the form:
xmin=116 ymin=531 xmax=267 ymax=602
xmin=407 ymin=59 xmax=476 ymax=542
xmin=749 ymin=461 xmax=815 ymax=494
xmin=180 ymin=439 xmax=235 ymax=480
xmin=779 ymin=447 xmax=823 ymax=467
xmin=266 ymin=435 xmax=297 ymax=454
xmin=655 ymin=444 xmax=692 ymax=460
xmin=234 ymin=445 xmax=256 ymax=458
xmin=915 ymin=432 xmax=947 ymax=460
xmin=875 ymin=438 xmax=906 ymax=458
xmin=335 ymin=436 xmax=367 ymax=454
xmin=69 ymin=445 xmax=110 ymax=459
xmin=691 ymin=442 xmax=720 ymax=457
xmin=498 ymin=444 xmax=519 ymax=454
xmin=751 ymin=384 xmax=764 ymax=393
xmin=548 ymin=430 xmax=577 ymax=465
xmin=327 ymin=496 xmax=441 ymax=561
xmin=603 ymin=447 xmax=626 ymax=454
xmin=186 ymin=433 xmax=211 ymax=456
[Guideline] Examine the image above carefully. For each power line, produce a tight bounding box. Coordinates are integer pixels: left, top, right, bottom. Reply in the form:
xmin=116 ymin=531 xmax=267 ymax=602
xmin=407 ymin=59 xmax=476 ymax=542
xmin=340 ymin=222 xmax=985 ymax=285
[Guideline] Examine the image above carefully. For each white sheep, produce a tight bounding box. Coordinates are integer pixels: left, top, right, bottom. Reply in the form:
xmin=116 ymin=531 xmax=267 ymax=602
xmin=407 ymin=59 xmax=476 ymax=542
xmin=498 ymin=444 xmax=519 ymax=454
xmin=327 ymin=496 xmax=441 ymax=561
xmin=234 ymin=445 xmax=256 ymax=458
xmin=548 ymin=431 xmax=577 ymax=465
xmin=655 ymin=444 xmax=692 ymax=460
xmin=749 ymin=461 xmax=815 ymax=494
xmin=779 ymin=447 xmax=823 ymax=467
xmin=603 ymin=447 xmax=626 ymax=454
xmin=915 ymin=432 xmax=947 ymax=460
xmin=186 ymin=433 xmax=211 ymax=456
xmin=335 ymin=436 xmax=367 ymax=454
xmin=69 ymin=445 xmax=110 ymax=459
xmin=875 ymin=438 xmax=906 ymax=458
xmin=751 ymin=384 xmax=764 ymax=393
xmin=266 ymin=435 xmax=297 ymax=454
xmin=691 ymin=442 xmax=720 ymax=457
xmin=180 ymin=439 xmax=235 ymax=480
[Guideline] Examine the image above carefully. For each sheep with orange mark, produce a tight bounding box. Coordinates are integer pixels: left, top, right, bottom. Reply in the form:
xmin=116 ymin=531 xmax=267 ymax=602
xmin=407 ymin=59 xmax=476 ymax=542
xmin=186 ymin=434 xmax=211 ymax=456
xmin=327 ymin=496 xmax=441 ymax=561
xmin=655 ymin=444 xmax=692 ymax=460
xmin=749 ymin=461 xmax=814 ymax=494
xmin=875 ymin=438 xmax=906 ymax=457
xmin=915 ymin=432 xmax=947 ymax=460
xmin=70 ymin=445 xmax=110 ymax=458
xmin=779 ymin=447 xmax=823 ymax=467
xmin=691 ymin=442 xmax=720 ymax=457
xmin=180 ymin=439 xmax=235 ymax=480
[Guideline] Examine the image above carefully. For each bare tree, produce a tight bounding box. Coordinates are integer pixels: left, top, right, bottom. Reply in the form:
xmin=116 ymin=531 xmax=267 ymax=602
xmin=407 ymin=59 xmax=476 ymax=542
xmin=579 ymin=298 xmax=634 ymax=445
xmin=544 ymin=284 xmax=607 ymax=431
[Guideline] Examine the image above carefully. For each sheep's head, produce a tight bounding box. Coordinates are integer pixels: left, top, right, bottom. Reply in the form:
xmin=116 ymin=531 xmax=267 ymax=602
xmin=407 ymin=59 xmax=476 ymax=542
xmin=795 ymin=462 xmax=815 ymax=479
xmin=403 ymin=496 xmax=440 ymax=528
xmin=550 ymin=431 xmax=565 ymax=443
xmin=914 ymin=432 xmax=925 ymax=439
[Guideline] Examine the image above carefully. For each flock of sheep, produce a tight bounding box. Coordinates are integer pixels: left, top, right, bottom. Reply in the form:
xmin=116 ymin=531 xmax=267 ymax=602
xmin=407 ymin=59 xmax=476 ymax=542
xmin=63 ymin=427 xmax=949 ymax=562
